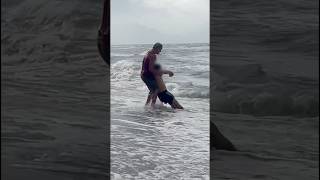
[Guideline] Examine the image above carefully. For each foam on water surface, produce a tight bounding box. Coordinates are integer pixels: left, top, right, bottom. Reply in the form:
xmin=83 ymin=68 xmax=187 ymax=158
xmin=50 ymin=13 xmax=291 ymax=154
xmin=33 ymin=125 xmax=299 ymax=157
xmin=111 ymin=43 xmax=210 ymax=179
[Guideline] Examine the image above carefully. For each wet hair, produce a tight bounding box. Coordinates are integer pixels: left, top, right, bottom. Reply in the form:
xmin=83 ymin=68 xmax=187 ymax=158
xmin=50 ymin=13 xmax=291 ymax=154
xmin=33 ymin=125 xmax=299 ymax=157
xmin=153 ymin=42 xmax=163 ymax=50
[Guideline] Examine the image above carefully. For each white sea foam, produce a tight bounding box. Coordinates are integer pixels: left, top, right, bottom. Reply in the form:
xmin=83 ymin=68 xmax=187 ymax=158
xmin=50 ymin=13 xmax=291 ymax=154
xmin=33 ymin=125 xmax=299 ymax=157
xmin=111 ymin=44 xmax=210 ymax=179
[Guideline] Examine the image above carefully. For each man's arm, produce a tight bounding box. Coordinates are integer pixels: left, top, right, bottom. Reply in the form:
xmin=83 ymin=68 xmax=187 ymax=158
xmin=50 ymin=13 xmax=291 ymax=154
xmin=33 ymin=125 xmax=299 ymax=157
xmin=148 ymin=55 xmax=173 ymax=76
xmin=161 ymin=69 xmax=174 ymax=77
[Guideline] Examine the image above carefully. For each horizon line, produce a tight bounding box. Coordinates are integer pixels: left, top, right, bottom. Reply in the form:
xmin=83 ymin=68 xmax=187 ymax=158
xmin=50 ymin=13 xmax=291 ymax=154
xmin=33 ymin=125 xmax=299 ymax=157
xmin=111 ymin=42 xmax=209 ymax=46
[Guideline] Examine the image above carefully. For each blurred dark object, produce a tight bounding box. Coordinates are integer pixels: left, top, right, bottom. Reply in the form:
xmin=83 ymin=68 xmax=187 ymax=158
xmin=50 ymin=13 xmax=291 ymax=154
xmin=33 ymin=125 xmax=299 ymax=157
xmin=211 ymin=122 xmax=237 ymax=151
xmin=98 ymin=0 xmax=109 ymax=65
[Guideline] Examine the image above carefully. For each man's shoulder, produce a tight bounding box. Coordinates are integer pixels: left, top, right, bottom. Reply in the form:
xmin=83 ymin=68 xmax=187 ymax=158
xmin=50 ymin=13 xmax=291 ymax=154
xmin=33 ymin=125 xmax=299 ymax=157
xmin=147 ymin=53 xmax=156 ymax=60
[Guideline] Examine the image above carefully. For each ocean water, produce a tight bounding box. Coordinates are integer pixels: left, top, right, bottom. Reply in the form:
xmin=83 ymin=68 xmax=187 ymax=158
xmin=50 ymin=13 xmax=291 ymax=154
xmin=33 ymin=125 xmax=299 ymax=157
xmin=111 ymin=43 xmax=210 ymax=179
xmin=211 ymin=0 xmax=319 ymax=179
xmin=2 ymin=0 xmax=319 ymax=179
xmin=2 ymin=0 xmax=109 ymax=179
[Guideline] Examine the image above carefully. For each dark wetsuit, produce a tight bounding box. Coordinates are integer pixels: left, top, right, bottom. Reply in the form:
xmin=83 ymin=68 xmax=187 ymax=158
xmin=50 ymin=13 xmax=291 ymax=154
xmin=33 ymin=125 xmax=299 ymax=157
xmin=141 ymin=53 xmax=158 ymax=93
xmin=158 ymin=90 xmax=174 ymax=105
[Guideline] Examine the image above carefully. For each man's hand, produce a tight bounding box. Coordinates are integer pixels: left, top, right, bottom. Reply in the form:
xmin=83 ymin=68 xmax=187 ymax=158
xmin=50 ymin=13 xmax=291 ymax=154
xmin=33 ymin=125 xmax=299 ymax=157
xmin=161 ymin=70 xmax=174 ymax=77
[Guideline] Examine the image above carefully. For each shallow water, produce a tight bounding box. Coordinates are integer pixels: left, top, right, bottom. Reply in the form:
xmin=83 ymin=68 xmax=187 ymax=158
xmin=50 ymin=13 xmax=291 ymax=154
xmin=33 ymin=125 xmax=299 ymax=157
xmin=211 ymin=0 xmax=319 ymax=179
xmin=2 ymin=0 xmax=319 ymax=179
xmin=2 ymin=0 xmax=109 ymax=178
xmin=212 ymin=113 xmax=319 ymax=180
xmin=111 ymin=44 xmax=210 ymax=179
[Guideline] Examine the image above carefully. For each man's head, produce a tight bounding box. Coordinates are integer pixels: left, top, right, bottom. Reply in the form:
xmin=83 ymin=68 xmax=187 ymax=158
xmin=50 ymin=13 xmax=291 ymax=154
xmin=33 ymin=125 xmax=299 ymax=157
xmin=152 ymin=42 xmax=163 ymax=54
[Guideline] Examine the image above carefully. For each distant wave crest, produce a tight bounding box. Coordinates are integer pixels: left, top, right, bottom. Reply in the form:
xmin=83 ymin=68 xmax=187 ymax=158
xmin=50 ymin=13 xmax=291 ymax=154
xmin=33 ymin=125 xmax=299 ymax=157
xmin=213 ymin=64 xmax=319 ymax=117
xmin=213 ymin=91 xmax=318 ymax=117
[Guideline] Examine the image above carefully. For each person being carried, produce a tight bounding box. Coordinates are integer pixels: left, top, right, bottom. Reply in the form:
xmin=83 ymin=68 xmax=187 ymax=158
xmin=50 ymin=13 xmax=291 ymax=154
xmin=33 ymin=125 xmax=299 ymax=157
xmin=140 ymin=42 xmax=174 ymax=107
xmin=153 ymin=64 xmax=183 ymax=109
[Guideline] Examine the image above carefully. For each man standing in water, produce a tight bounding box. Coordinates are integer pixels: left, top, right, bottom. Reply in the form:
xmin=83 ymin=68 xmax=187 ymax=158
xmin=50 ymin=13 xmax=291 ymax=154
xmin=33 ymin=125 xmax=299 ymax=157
xmin=140 ymin=43 xmax=173 ymax=107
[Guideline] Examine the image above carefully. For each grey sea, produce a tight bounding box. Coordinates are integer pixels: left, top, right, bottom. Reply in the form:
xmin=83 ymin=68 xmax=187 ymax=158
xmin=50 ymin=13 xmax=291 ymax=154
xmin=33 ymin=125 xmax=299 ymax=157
xmin=111 ymin=43 xmax=210 ymax=179
xmin=1 ymin=0 xmax=319 ymax=179
xmin=2 ymin=0 xmax=109 ymax=179
xmin=211 ymin=0 xmax=319 ymax=179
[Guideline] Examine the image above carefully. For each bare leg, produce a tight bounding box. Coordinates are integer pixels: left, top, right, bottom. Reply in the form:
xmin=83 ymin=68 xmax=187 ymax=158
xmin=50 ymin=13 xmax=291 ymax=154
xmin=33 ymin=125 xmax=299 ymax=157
xmin=171 ymin=99 xmax=183 ymax=109
xmin=170 ymin=103 xmax=177 ymax=109
xmin=145 ymin=92 xmax=152 ymax=106
xmin=171 ymin=101 xmax=177 ymax=109
xmin=151 ymin=90 xmax=159 ymax=107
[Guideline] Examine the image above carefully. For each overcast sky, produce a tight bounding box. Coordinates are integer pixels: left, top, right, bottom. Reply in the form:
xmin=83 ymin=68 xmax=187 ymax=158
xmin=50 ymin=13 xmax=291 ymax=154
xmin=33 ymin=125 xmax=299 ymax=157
xmin=111 ymin=0 xmax=209 ymax=44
